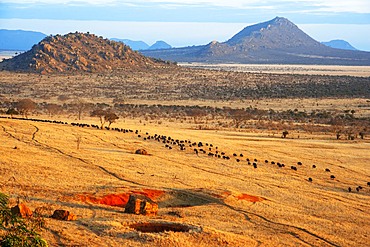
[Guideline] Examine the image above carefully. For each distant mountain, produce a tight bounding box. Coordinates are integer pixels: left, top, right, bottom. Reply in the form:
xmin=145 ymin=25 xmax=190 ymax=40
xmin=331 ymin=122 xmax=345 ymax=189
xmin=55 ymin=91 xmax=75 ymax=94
xmin=142 ymin=17 xmax=370 ymax=65
xmin=148 ymin=41 xmax=172 ymax=50
xmin=0 ymin=29 xmax=47 ymax=51
xmin=111 ymin=38 xmax=149 ymax=51
xmin=0 ymin=32 xmax=171 ymax=74
xmin=322 ymin=40 xmax=357 ymax=51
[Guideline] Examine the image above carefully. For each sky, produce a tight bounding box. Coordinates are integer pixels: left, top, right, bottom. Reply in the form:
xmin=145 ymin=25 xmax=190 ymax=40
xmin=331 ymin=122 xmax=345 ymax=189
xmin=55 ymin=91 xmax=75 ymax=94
xmin=1 ymin=0 xmax=370 ymax=50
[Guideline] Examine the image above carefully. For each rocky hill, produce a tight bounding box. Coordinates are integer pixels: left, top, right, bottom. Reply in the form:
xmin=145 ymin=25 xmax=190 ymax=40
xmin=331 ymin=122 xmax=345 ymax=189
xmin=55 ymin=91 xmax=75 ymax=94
xmin=142 ymin=17 xmax=370 ymax=65
xmin=148 ymin=41 xmax=172 ymax=50
xmin=0 ymin=32 xmax=170 ymax=73
xmin=322 ymin=40 xmax=358 ymax=51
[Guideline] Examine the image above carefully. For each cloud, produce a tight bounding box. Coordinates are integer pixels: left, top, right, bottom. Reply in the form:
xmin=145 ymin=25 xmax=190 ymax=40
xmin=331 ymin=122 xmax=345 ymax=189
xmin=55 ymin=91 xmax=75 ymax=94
xmin=2 ymin=0 xmax=370 ymax=14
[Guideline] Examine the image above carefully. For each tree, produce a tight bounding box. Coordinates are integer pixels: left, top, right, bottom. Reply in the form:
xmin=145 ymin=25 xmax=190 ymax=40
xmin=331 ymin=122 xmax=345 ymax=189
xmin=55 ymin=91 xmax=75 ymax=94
xmin=0 ymin=193 xmax=47 ymax=247
xmin=16 ymin=99 xmax=37 ymax=118
xmin=6 ymin=108 xmax=19 ymax=118
xmin=282 ymin=130 xmax=289 ymax=138
xmin=71 ymin=99 xmax=92 ymax=120
xmin=90 ymin=108 xmax=107 ymax=128
xmin=44 ymin=103 xmax=62 ymax=117
xmin=230 ymin=109 xmax=249 ymax=128
xmin=104 ymin=112 xmax=119 ymax=127
xmin=91 ymin=109 xmax=119 ymax=128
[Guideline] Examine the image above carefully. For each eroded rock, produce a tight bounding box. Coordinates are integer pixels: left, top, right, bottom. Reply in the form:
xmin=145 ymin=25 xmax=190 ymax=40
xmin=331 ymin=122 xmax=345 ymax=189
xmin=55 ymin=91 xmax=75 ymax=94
xmin=11 ymin=203 xmax=33 ymax=218
xmin=124 ymin=194 xmax=158 ymax=216
xmin=135 ymin=149 xmax=148 ymax=155
xmin=51 ymin=209 xmax=77 ymax=221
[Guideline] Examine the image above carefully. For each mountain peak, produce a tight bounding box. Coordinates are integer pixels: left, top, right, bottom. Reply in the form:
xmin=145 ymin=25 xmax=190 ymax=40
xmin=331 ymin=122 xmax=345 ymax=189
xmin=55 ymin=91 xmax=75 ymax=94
xmin=226 ymin=17 xmax=319 ymax=49
xmin=322 ymin=39 xmax=358 ymax=51
xmin=148 ymin=41 xmax=172 ymax=50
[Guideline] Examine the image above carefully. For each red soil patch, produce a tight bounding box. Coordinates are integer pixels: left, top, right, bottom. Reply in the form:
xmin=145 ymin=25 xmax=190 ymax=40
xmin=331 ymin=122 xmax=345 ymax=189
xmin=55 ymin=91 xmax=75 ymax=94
xmin=236 ymin=193 xmax=265 ymax=203
xmin=76 ymin=189 xmax=165 ymax=207
xmin=209 ymin=191 xmax=232 ymax=199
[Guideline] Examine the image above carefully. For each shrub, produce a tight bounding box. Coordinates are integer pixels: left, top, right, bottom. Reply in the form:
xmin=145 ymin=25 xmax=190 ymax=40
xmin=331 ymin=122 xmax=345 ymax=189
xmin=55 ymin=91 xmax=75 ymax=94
xmin=0 ymin=192 xmax=47 ymax=247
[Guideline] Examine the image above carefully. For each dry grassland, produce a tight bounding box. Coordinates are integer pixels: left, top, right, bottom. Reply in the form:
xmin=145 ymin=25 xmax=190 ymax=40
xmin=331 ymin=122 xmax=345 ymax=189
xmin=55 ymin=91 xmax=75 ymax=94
xmin=0 ymin=66 xmax=369 ymax=246
xmin=1 ymin=116 xmax=369 ymax=246
xmin=179 ymin=63 xmax=370 ymax=77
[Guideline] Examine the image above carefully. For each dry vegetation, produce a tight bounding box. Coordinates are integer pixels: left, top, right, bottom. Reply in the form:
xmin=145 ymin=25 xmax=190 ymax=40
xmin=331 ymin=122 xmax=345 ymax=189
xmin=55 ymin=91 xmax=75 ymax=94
xmin=0 ymin=66 xmax=370 ymax=246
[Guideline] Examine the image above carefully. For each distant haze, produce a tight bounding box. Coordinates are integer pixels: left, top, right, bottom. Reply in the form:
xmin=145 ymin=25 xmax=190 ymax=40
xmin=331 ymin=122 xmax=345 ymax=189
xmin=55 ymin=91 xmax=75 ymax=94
xmin=1 ymin=19 xmax=370 ymax=52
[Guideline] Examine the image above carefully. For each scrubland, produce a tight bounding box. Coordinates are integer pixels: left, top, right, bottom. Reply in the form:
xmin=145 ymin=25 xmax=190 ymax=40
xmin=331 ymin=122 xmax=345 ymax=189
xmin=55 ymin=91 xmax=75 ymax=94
xmin=0 ymin=66 xmax=369 ymax=246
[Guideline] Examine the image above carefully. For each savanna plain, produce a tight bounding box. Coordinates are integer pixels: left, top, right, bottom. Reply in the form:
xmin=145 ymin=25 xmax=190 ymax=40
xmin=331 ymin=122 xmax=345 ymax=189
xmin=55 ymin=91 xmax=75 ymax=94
xmin=0 ymin=65 xmax=370 ymax=246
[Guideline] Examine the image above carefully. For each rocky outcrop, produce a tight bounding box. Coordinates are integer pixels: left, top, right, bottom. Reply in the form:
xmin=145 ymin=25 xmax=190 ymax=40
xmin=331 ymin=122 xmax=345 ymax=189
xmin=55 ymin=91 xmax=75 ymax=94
xmin=124 ymin=194 xmax=158 ymax=216
xmin=11 ymin=203 xmax=33 ymax=218
xmin=0 ymin=32 xmax=174 ymax=74
xmin=51 ymin=209 xmax=77 ymax=221
xmin=135 ymin=149 xmax=148 ymax=155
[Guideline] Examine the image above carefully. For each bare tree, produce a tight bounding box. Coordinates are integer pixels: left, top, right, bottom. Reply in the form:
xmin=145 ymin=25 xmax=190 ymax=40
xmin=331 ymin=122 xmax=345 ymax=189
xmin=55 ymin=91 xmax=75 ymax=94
xmin=71 ymin=99 xmax=91 ymax=120
xmin=16 ymin=99 xmax=37 ymax=118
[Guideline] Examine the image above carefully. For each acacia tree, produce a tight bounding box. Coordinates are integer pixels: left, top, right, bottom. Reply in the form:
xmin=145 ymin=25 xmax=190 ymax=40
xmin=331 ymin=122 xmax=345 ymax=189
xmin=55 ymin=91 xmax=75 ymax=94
xmin=230 ymin=109 xmax=249 ymax=128
xmin=16 ymin=99 xmax=37 ymax=118
xmin=282 ymin=130 xmax=289 ymax=138
xmin=44 ymin=103 xmax=62 ymax=117
xmin=104 ymin=112 xmax=119 ymax=127
xmin=71 ymin=99 xmax=92 ymax=120
xmin=90 ymin=108 xmax=107 ymax=128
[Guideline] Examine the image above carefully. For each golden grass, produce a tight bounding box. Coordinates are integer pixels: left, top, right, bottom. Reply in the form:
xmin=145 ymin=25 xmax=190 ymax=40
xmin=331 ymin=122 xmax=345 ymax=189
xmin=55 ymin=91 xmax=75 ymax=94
xmin=1 ymin=116 xmax=369 ymax=246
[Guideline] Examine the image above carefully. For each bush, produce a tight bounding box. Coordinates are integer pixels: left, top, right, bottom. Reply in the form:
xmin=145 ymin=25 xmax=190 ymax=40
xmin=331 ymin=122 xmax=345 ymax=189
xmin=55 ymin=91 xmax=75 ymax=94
xmin=0 ymin=192 xmax=47 ymax=247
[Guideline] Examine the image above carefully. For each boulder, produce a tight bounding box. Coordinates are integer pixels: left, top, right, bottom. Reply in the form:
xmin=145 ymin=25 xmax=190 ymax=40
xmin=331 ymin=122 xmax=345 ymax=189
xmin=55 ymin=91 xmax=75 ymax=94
xmin=135 ymin=149 xmax=148 ymax=155
xmin=11 ymin=203 xmax=33 ymax=218
xmin=51 ymin=209 xmax=77 ymax=221
xmin=124 ymin=194 xmax=158 ymax=216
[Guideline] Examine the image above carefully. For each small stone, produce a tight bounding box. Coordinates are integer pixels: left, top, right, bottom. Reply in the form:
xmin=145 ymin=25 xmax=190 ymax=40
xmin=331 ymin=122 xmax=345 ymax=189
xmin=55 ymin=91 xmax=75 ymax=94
xmin=124 ymin=194 xmax=158 ymax=216
xmin=135 ymin=149 xmax=148 ymax=155
xmin=11 ymin=203 xmax=33 ymax=218
xmin=51 ymin=209 xmax=77 ymax=221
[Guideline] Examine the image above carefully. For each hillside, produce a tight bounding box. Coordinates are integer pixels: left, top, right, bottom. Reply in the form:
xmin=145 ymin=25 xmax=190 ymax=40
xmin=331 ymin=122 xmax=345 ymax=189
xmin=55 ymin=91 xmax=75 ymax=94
xmin=0 ymin=32 xmax=171 ymax=74
xmin=322 ymin=39 xmax=358 ymax=51
xmin=0 ymin=29 xmax=47 ymax=51
xmin=142 ymin=17 xmax=370 ymax=65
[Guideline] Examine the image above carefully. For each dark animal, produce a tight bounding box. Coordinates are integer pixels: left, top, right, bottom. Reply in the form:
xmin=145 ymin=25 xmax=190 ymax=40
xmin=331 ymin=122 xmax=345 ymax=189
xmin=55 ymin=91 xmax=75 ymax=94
xmin=291 ymin=166 xmax=297 ymax=171
xmin=325 ymin=168 xmax=331 ymax=172
xmin=308 ymin=177 xmax=313 ymax=182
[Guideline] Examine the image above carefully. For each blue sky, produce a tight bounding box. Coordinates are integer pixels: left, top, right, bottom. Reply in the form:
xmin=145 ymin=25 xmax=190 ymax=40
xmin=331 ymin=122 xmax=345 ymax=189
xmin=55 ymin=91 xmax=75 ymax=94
xmin=1 ymin=0 xmax=370 ymax=50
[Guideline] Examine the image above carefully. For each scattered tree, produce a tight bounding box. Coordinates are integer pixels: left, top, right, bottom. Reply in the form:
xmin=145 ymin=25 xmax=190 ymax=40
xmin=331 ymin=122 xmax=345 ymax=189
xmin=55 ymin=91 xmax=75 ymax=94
xmin=104 ymin=112 xmax=119 ymax=127
xmin=90 ymin=108 xmax=107 ymax=128
xmin=6 ymin=108 xmax=19 ymax=118
xmin=282 ymin=130 xmax=289 ymax=138
xmin=16 ymin=99 xmax=37 ymax=118
xmin=44 ymin=103 xmax=62 ymax=117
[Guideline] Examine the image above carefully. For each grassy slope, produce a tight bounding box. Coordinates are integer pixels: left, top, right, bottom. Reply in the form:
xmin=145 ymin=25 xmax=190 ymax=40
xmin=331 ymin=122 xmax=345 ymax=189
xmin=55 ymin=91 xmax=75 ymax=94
xmin=1 ymin=117 xmax=369 ymax=246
